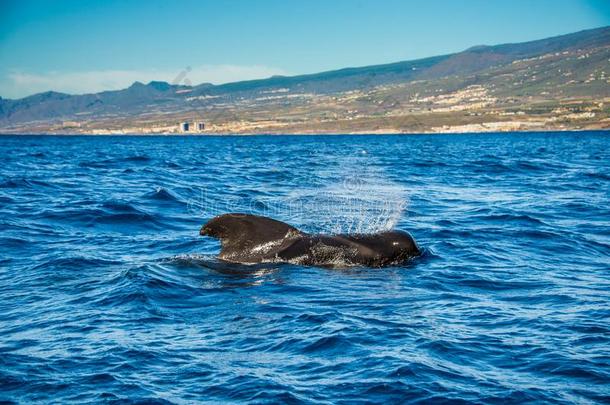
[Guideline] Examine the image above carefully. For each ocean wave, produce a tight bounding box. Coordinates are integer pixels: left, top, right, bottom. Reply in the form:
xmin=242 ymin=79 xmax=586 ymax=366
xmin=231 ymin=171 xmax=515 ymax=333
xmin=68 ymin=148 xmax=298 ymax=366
xmin=142 ymin=187 xmax=183 ymax=203
xmin=0 ymin=177 xmax=55 ymax=189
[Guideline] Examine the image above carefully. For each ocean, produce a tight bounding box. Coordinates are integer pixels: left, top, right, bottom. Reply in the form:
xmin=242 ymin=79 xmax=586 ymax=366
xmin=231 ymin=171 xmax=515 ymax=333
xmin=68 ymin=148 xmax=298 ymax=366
xmin=1 ymin=132 xmax=609 ymax=403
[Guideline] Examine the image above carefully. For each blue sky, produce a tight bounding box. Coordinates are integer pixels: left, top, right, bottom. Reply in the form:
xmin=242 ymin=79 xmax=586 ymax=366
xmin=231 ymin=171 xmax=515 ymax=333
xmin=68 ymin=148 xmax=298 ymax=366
xmin=0 ymin=0 xmax=609 ymax=98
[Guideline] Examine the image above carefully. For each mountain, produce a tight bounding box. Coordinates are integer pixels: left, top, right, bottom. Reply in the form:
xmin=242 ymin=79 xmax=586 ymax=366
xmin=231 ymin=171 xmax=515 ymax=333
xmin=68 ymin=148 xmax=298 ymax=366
xmin=1 ymin=26 xmax=609 ymax=133
xmin=194 ymin=25 xmax=610 ymax=95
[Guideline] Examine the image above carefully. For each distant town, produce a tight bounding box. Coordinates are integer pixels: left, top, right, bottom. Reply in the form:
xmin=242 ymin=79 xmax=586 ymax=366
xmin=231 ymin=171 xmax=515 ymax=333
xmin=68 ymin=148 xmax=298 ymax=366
xmin=179 ymin=121 xmax=205 ymax=133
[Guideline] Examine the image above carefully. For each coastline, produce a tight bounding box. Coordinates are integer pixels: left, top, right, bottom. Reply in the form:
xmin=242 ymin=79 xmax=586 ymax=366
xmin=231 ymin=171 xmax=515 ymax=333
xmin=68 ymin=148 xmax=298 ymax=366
xmin=2 ymin=99 xmax=607 ymax=136
xmin=1 ymin=128 xmax=608 ymax=136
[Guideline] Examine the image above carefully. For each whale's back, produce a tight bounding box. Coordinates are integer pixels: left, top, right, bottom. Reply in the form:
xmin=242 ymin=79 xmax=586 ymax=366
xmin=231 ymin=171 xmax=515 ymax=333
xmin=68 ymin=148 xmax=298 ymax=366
xmin=200 ymin=213 xmax=303 ymax=263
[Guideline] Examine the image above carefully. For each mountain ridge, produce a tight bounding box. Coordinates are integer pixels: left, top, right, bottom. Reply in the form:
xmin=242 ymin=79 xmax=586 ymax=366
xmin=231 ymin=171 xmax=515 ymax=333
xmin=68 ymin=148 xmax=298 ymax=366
xmin=1 ymin=25 xmax=609 ymax=133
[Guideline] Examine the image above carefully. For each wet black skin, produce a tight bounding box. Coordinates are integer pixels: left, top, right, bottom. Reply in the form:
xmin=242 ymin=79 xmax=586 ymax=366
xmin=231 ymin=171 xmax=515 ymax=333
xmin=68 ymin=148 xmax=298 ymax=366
xmin=200 ymin=213 xmax=421 ymax=268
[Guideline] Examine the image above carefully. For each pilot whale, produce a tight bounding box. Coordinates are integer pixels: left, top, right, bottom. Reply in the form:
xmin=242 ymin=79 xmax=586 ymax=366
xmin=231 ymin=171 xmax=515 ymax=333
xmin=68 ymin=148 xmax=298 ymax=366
xmin=200 ymin=213 xmax=420 ymax=267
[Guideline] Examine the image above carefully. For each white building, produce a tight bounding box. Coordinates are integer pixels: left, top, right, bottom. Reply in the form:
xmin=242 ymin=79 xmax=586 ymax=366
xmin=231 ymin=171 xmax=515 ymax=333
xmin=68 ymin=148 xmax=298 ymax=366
xmin=178 ymin=121 xmax=205 ymax=133
xmin=179 ymin=122 xmax=190 ymax=132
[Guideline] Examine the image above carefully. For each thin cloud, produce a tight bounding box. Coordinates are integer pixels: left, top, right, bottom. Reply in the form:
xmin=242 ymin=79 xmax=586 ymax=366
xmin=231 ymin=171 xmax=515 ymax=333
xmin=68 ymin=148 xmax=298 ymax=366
xmin=2 ymin=65 xmax=290 ymax=99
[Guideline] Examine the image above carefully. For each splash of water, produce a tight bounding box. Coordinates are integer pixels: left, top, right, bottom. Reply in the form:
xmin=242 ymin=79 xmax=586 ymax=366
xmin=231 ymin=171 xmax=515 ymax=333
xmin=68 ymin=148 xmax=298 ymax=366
xmin=282 ymin=154 xmax=408 ymax=234
xmin=187 ymin=152 xmax=408 ymax=235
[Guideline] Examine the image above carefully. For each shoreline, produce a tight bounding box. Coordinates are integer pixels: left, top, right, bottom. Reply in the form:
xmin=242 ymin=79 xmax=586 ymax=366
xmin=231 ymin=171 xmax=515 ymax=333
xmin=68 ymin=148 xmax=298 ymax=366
xmin=1 ymin=128 xmax=608 ymax=136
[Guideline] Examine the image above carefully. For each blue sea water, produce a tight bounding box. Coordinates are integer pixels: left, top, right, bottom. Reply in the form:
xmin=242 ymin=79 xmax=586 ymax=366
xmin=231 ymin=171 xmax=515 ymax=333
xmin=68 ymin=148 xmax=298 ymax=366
xmin=0 ymin=132 xmax=609 ymax=403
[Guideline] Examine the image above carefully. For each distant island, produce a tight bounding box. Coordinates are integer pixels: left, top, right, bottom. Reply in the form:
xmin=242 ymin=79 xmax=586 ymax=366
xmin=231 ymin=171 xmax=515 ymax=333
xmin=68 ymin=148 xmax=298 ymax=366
xmin=1 ymin=26 xmax=609 ymax=135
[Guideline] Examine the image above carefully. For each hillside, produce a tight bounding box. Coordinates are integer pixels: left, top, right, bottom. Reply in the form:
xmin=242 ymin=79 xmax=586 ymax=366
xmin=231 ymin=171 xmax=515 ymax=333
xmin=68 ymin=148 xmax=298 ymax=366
xmin=1 ymin=26 xmax=609 ymax=134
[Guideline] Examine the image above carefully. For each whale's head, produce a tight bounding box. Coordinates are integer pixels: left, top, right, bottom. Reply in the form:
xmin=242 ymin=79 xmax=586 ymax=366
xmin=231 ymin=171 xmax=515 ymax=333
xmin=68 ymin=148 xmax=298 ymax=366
xmin=382 ymin=230 xmax=421 ymax=259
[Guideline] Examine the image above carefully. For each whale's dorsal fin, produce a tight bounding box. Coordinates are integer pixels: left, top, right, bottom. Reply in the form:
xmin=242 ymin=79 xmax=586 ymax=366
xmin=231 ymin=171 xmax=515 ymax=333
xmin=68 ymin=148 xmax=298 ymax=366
xmin=200 ymin=213 xmax=303 ymax=261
